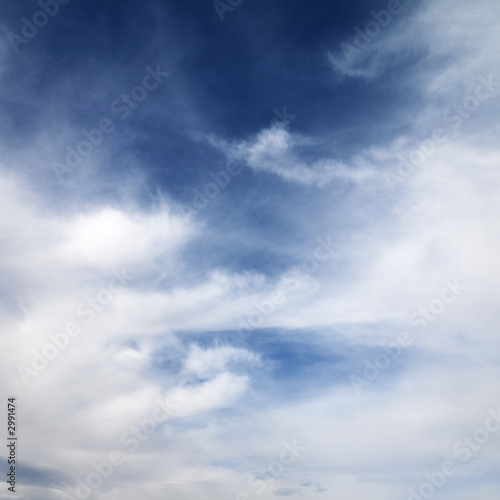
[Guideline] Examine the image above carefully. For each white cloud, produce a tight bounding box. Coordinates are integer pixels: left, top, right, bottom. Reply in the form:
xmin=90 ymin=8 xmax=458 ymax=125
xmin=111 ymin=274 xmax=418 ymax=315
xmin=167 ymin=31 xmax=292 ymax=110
xmin=168 ymin=372 xmax=250 ymax=418
xmin=1 ymin=1 xmax=500 ymax=499
xmin=184 ymin=345 xmax=260 ymax=378
xmin=61 ymin=207 xmax=191 ymax=271
xmin=206 ymin=124 xmax=374 ymax=186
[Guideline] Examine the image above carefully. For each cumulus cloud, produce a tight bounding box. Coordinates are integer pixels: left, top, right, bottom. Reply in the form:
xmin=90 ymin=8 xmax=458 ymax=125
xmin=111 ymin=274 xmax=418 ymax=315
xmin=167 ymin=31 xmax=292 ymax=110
xmin=1 ymin=1 xmax=500 ymax=499
xmin=61 ymin=207 xmax=191 ymax=271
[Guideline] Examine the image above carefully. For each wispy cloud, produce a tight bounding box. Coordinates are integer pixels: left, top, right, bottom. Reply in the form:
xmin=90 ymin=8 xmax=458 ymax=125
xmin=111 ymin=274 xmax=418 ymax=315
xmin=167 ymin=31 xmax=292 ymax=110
xmin=203 ymin=124 xmax=374 ymax=186
xmin=1 ymin=0 xmax=500 ymax=499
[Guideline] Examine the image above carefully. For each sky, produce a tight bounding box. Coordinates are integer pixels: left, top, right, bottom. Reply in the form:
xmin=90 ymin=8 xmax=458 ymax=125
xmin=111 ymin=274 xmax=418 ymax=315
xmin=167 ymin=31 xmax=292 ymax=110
xmin=1 ymin=0 xmax=500 ymax=499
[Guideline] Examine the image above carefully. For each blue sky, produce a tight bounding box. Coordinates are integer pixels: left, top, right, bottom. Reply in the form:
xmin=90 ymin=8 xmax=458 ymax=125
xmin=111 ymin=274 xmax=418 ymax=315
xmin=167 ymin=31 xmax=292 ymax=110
xmin=1 ymin=1 xmax=500 ymax=499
